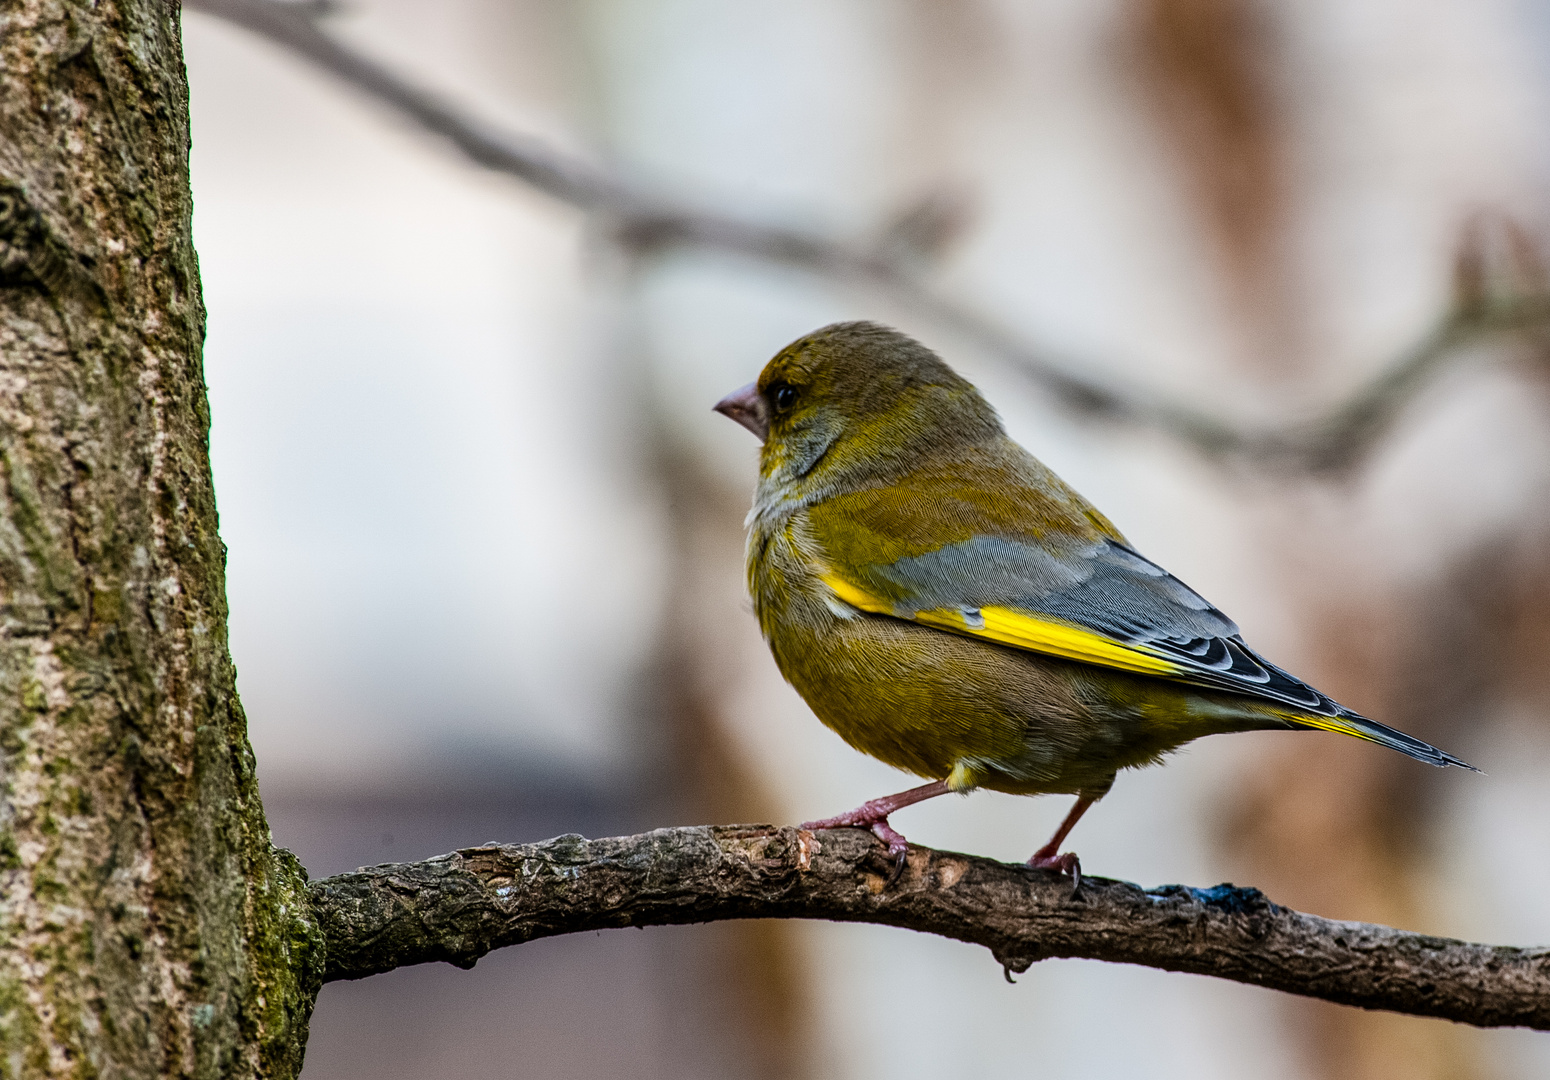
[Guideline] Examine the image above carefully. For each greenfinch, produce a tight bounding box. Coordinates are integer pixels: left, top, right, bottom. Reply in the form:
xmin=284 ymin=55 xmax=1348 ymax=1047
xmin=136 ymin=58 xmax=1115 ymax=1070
xmin=714 ymin=321 xmax=1473 ymax=878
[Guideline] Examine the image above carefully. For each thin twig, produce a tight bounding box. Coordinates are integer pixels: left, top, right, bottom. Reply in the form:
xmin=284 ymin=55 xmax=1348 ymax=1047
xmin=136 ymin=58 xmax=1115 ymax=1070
xmin=308 ymin=825 xmax=1550 ymax=1029
xmin=184 ymin=0 xmax=1550 ymax=470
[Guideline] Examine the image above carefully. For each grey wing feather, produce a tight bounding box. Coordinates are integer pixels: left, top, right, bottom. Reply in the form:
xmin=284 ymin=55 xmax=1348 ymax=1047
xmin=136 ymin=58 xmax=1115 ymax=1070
xmin=871 ymin=536 xmax=1343 ymax=717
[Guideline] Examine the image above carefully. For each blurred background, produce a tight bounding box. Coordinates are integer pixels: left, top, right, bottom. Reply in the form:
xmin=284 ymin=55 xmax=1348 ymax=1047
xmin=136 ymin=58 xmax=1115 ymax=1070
xmin=180 ymin=1 xmax=1550 ymax=1077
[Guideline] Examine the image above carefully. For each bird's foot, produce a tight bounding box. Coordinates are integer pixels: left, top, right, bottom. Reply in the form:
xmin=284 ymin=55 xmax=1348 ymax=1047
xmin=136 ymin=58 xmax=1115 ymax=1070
xmin=802 ymin=802 xmax=911 ymax=882
xmin=801 ymin=781 xmax=950 ymax=886
xmin=1027 ymin=849 xmax=1083 ymax=896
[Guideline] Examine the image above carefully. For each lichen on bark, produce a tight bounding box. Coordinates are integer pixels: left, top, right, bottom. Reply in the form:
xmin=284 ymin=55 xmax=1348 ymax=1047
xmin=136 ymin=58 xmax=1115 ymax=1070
xmin=0 ymin=2 xmax=322 ymax=1076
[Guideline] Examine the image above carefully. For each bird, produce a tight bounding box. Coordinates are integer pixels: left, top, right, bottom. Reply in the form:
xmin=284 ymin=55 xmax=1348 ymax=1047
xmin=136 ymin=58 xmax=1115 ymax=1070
xmin=713 ymin=320 xmax=1474 ymax=881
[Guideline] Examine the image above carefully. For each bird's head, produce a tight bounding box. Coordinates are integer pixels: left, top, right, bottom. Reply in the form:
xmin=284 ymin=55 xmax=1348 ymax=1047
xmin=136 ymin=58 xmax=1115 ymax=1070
xmin=714 ymin=321 xmax=1003 ymax=496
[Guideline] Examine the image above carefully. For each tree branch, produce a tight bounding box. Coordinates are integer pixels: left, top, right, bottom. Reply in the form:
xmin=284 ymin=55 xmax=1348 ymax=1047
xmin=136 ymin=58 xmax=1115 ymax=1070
xmin=183 ymin=0 xmax=1550 ymax=474
xmin=308 ymin=825 xmax=1549 ymax=1029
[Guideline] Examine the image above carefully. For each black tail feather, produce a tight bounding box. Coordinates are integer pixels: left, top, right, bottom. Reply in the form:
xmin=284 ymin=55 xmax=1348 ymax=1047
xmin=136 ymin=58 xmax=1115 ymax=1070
xmin=1288 ymin=711 xmax=1478 ymax=771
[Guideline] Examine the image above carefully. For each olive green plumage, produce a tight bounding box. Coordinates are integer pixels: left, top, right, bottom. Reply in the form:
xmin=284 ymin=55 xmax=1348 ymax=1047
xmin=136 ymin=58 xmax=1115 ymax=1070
xmin=724 ymin=321 xmax=1471 ymax=820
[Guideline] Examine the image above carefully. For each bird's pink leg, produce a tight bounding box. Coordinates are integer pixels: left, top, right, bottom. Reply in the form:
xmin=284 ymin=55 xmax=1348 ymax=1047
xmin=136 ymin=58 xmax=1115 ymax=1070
xmin=1028 ymin=795 xmax=1095 ymax=885
xmin=802 ymin=780 xmax=950 ymax=876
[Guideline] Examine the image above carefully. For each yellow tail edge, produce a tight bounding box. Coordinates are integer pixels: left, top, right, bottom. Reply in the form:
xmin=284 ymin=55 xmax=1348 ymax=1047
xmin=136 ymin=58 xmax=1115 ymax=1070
xmin=1290 ymin=713 xmax=1478 ymax=771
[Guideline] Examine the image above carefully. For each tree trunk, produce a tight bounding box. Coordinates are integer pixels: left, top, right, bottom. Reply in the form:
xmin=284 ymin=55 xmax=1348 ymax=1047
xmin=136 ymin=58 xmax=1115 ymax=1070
xmin=0 ymin=2 xmax=321 ymax=1076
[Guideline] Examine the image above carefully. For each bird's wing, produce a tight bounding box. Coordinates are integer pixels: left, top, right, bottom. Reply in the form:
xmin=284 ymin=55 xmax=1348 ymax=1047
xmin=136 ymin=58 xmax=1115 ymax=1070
xmin=808 ymin=488 xmax=1341 ymax=716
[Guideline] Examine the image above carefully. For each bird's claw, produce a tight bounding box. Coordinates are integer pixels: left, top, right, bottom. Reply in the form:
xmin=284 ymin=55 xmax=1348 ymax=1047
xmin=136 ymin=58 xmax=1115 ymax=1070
xmin=872 ymin=821 xmax=910 ymax=885
xmin=1028 ymin=850 xmax=1083 ymax=898
xmin=802 ymin=782 xmax=954 ymax=887
xmin=801 ymin=812 xmax=911 ymax=886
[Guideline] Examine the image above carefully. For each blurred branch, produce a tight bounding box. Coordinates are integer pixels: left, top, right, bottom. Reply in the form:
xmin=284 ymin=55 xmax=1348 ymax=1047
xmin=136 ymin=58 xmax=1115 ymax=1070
xmin=311 ymin=824 xmax=1550 ymax=1029
xmin=184 ymin=0 xmax=1550 ymax=472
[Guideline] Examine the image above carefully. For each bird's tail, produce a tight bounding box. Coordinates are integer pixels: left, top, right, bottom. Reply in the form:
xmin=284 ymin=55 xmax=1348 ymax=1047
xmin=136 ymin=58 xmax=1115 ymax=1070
xmin=1287 ymin=710 xmax=1478 ymax=771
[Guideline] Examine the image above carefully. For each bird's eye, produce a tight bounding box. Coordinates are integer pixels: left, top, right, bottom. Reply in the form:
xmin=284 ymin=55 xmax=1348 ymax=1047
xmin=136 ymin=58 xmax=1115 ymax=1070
xmin=771 ymin=382 xmax=798 ymax=412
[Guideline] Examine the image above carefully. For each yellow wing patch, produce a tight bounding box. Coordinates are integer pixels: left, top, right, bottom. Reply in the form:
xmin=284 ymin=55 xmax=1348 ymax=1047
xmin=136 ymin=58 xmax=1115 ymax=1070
xmin=820 ymin=572 xmax=1183 ymax=677
xmin=1285 ymin=715 xmax=1387 ymax=748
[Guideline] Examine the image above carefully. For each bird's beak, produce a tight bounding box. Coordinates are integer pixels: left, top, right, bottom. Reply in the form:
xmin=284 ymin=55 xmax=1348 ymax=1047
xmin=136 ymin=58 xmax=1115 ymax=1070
xmin=713 ymin=381 xmax=769 ymax=442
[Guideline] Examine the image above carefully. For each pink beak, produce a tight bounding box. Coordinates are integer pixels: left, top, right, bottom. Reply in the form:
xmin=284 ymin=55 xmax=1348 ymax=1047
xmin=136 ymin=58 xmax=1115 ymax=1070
xmin=713 ymin=381 xmax=769 ymax=442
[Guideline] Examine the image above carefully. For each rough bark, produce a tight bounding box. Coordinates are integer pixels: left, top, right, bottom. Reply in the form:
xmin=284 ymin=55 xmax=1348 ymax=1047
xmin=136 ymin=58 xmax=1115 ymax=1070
xmin=312 ymin=825 xmax=1550 ymax=1030
xmin=0 ymin=3 xmax=322 ymax=1077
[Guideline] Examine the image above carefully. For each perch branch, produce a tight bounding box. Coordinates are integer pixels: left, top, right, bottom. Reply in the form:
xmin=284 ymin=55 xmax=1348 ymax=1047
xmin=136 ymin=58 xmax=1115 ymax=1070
xmin=309 ymin=825 xmax=1550 ymax=1029
xmin=184 ymin=0 xmax=1550 ymax=470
